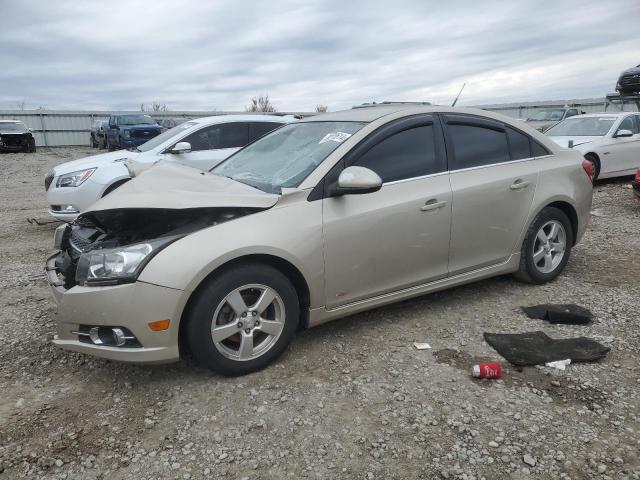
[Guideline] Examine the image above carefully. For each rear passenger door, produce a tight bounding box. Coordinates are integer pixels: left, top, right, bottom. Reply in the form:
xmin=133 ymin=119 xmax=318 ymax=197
xmin=322 ymin=115 xmax=451 ymax=308
xmin=165 ymin=122 xmax=249 ymax=170
xmin=443 ymin=115 xmax=541 ymax=275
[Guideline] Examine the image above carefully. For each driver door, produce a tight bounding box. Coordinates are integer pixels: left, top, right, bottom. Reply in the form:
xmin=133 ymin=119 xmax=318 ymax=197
xmin=321 ymin=116 xmax=451 ymax=309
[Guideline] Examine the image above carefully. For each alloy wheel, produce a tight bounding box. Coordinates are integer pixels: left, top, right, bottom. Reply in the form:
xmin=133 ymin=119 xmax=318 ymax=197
xmin=211 ymin=284 xmax=285 ymax=361
xmin=532 ymin=220 xmax=566 ymax=274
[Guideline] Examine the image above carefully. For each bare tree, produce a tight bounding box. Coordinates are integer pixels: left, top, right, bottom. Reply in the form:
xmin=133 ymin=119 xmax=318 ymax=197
xmin=140 ymin=102 xmax=169 ymax=112
xmin=315 ymin=104 xmax=328 ymax=113
xmin=15 ymin=98 xmax=26 ymax=110
xmin=246 ymin=94 xmax=276 ymax=112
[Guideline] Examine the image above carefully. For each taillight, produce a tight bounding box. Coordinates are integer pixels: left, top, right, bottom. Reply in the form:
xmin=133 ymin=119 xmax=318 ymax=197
xmin=635 ymin=168 xmax=640 ymax=184
xmin=582 ymin=158 xmax=595 ymax=183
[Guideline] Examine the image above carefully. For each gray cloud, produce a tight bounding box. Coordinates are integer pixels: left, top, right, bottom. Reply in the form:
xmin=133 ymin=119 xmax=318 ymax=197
xmin=0 ymin=0 xmax=638 ymax=111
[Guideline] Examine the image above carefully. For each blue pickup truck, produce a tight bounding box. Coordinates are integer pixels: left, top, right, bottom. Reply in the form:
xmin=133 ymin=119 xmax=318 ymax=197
xmin=106 ymin=114 xmax=161 ymax=151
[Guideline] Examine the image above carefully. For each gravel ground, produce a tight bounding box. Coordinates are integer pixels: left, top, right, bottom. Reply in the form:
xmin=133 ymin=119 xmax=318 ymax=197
xmin=0 ymin=147 xmax=639 ymax=480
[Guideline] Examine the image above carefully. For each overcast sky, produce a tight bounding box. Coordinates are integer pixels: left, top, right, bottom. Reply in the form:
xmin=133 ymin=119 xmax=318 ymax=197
xmin=1 ymin=0 xmax=638 ymax=112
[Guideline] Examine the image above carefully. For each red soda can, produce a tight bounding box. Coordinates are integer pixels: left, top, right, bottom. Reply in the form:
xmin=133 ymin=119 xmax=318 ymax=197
xmin=472 ymin=363 xmax=501 ymax=379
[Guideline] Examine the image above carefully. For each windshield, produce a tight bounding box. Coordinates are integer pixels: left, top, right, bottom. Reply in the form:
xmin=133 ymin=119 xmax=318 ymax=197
xmin=118 ymin=115 xmax=157 ymax=126
xmin=212 ymin=121 xmax=366 ymax=193
xmin=0 ymin=122 xmax=27 ymax=132
xmin=546 ymin=117 xmax=615 ymax=137
xmin=136 ymin=121 xmax=198 ymax=152
xmin=527 ymin=109 xmax=565 ymax=121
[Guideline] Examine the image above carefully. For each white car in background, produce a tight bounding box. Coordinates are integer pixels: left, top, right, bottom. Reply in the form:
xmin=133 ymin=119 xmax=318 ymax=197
xmin=45 ymin=115 xmax=293 ymax=221
xmin=546 ymin=112 xmax=640 ymax=180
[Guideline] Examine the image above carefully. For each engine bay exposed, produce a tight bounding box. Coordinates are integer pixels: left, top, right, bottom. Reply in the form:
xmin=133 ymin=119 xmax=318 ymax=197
xmin=54 ymin=207 xmax=259 ymax=288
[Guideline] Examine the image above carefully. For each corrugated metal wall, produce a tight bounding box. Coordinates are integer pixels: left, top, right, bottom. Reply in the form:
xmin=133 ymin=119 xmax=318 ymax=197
xmin=478 ymin=97 xmax=639 ymax=119
xmin=1 ymin=98 xmax=638 ymax=147
xmin=0 ymin=110 xmax=311 ymax=147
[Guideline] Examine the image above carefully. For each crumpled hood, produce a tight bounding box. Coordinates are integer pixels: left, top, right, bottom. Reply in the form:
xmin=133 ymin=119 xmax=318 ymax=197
xmin=84 ymin=161 xmax=279 ymax=213
xmin=53 ymin=150 xmax=140 ymax=176
xmin=547 ymin=135 xmax=599 ymax=149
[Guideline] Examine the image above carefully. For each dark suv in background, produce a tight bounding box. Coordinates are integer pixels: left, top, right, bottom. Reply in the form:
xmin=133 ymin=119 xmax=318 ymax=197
xmin=106 ymin=114 xmax=161 ymax=151
xmin=616 ymin=64 xmax=640 ymax=95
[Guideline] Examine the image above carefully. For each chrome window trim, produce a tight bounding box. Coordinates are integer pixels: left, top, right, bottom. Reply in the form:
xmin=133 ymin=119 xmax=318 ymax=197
xmin=379 ymin=155 xmax=553 ymax=186
xmin=382 ymin=170 xmax=448 ymax=186
xmin=448 ymin=155 xmax=552 ymax=174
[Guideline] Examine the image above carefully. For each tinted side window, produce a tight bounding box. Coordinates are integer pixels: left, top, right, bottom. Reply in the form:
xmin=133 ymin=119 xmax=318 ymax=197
xmin=353 ymin=125 xmax=438 ymax=183
xmin=565 ymin=109 xmax=578 ymax=118
xmin=448 ymin=124 xmax=509 ymax=169
xmin=618 ymin=116 xmax=636 ymax=134
xmin=249 ymin=122 xmax=282 ymax=142
xmin=506 ymin=127 xmax=531 ymax=160
xmin=183 ymin=122 xmax=249 ymax=151
xmin=531 ymin=140 xmax=550 ymax=157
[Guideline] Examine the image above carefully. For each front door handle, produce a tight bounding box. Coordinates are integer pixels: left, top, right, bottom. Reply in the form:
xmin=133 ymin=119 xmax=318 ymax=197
xmin=420 ymin=199 xmax=447 ymax=212
xmin=510 ymin=179 xmax=531 ymax=190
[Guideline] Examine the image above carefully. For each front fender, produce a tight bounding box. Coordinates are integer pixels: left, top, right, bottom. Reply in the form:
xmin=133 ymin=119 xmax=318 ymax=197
xmin=137 ymin=199 xmax=325 ymax=308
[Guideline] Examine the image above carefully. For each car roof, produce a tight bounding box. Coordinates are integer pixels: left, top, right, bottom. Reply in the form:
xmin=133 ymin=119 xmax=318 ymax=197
xmin=298 ymin=105 xmax=534 ymax=125
xmin=188 ymin=114 xmax=294 ymax=126
xmin=565 ymin=113 xmax=633 ymax=118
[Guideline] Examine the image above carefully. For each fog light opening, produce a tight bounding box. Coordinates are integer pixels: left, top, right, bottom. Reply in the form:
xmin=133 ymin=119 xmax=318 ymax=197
xmin=73 ymin=325 xmax=141 ymax=347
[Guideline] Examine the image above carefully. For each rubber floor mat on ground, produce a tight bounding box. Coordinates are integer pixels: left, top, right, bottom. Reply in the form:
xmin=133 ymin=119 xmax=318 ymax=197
xmin=521 ymin=304 xmax=593 ymax=324
xmin=483 ymin=331 xmax=609 ymax=366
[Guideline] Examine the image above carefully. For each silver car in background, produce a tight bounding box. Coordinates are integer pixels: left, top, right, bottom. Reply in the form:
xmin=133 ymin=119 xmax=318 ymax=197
xmin=46 ymin=105 xmax=593 ymax=376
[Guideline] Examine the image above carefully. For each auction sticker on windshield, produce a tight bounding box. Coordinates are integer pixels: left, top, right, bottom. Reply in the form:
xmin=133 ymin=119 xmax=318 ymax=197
xmin=319 ymin=132 xmax=352 ymax=144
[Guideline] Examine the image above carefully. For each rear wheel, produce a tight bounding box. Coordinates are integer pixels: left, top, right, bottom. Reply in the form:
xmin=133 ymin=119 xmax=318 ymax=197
xmin=186 ymin=263 xmax=299 ymax=376
xmin=515 ymin=207 xmax=573 ymax=284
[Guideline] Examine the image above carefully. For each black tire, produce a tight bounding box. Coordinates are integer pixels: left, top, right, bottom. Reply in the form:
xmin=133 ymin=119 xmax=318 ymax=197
xmin=24 ymin=139 xmax=36 ymax=153
xmin=186 ymin=263 xmax=300 ymax=376
xmin=514 ymin=207 xmax=573 ymax=284
xmin=584 ymin=153 xmax=600 ymax=182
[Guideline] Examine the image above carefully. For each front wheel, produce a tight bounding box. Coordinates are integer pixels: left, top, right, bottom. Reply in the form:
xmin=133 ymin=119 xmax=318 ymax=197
xmin=186 ymin=263 xmax=300 ymax=376
xmin=515 ymin=207 xmax=573 ymax=284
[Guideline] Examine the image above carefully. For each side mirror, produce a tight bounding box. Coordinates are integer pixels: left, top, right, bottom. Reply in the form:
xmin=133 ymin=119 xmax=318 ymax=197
xmin=614 ymin=129 xmax=633 ymax=138
xmin=331 ymin=166 xmax=382 ymax=196
xmin=168 ymin=141 xmax=191 ymax=154
xmin=28 ymin=127 xmax=33 ymax=132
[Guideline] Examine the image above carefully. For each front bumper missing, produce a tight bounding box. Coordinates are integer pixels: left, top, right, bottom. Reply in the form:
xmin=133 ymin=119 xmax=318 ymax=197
xmin=45 ymin=253 xmax=183 ymax=363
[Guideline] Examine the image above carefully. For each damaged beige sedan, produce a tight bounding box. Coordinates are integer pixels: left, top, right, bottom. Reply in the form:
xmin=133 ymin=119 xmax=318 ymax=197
xmin=46 ymin=105 xmax=593 ymax=375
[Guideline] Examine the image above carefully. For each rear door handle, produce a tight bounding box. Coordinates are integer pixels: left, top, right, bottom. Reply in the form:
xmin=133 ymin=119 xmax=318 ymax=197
xmin=510 ymin=179 xmax=531 ymax=190
xmin=420 ymin=199 xmax=447 ymax=212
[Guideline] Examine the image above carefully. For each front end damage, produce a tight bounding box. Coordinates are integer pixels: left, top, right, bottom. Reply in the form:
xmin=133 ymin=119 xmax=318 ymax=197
xmin=51 ymin=207 xmax=257 ymax=289
xmin=45 ymin=206 xmax=262 ymax=362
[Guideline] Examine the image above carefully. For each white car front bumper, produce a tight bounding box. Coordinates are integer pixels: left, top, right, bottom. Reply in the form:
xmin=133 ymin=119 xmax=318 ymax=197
xmin=47 ymin=178 xmax=107 ymax=221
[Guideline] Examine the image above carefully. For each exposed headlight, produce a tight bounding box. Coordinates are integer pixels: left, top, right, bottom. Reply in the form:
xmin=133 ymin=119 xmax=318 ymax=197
xmin=122 ymin=130 xmax=131 ymax=139
xmin=75 ymin=236 xmax=179 ymax=286
xmin=56 ymin=168 xmax=96 ymax=188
